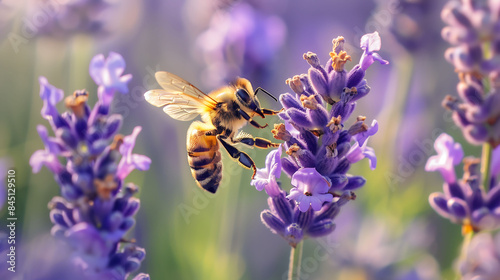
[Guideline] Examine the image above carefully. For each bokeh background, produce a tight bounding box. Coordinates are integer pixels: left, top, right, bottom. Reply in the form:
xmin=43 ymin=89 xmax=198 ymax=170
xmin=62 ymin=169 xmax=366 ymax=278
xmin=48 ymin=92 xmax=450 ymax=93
xmin=0 ymin=0 xmax=481 ymax=279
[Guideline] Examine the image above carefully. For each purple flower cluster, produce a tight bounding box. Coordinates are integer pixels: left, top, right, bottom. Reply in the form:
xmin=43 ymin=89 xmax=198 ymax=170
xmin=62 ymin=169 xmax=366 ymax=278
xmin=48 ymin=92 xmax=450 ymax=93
xmin=30 ymin=52 xmax=150 ymax=279
xmin=195 ymin=2 xmax=286 ymax=87
xmin=252 ymin=32 xmax=388 ymax=246
xmin=441 ymin=0 xmax=500 ymax=146
xmin=426 ymin=133 xmax=500 ymax=233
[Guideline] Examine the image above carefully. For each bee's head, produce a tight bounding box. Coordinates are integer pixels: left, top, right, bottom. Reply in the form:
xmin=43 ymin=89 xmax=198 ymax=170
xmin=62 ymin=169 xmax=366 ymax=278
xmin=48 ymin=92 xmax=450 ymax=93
xmin=235 ymin=87 xmax=265 ymax=118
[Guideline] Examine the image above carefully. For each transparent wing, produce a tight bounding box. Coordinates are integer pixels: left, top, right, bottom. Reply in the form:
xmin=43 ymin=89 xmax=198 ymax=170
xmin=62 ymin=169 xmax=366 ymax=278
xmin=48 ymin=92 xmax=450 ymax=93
xmin=144 ymin=89 xmax=203 ymax=121
xmin=144 ymin=72 xmax=219 ymax=121
xmin=154 ymin=71 xmax=218 ymax=108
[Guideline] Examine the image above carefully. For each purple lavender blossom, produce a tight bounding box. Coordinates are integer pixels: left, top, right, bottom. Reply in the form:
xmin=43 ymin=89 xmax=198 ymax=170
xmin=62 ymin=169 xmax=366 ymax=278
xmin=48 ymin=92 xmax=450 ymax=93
xmin=195 ymin=2 xmax=286 ymax=87
xmin=426 ymin=133 xmax=500 ymax=233
xmin=359 ymin=32 xmax=389 ymax=71
xmin=30 ymin=52 xmax=149 ymax=279
xmin=374 ymin=0 xmax=442 ymax=51
xmin=117 ymin=127 xmax=151 ymax=180
xmin=258 ymin=33 xmax=387 ymax=245
xmin=458 ymin=232 xmax=500 ymax=280
xmin=425 ymin=133 xmax=464 ymax=183
xmin=288 ymin=168 xmax=333 ymax=212
xmin=251 ymin=145 xmax=282 ymax=197
xmin=441 ymin=0 xmax=500 ymax=147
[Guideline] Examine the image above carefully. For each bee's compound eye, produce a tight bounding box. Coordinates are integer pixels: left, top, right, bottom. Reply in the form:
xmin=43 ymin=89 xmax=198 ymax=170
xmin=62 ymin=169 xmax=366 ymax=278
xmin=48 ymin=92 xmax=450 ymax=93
xmin=236 ymin=88 xmax=251 ymax=103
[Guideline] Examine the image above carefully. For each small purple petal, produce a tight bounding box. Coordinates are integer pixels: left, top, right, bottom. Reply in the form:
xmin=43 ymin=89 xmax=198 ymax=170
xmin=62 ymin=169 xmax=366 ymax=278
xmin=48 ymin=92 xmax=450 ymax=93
xmin=117 ymin=127 xmax=151 ymax=180
xmin=39 ymin=76 xmax=64 ymax=120
xmin=271 ymin=194 xmax=293 ymax=225
xmin=344 ymin=176 xmax=366 ymax=190
xmin=307 ymin=219 xmax=336 ymax=237
xmin=346 ymin=141 xmax=377 ymax=170
xmin=444 ymin=182 xmax=465 ymax=199
xmin=261 ymin=210 xmax=285 ymax=234
xmin=359 ymin=32 xmax=389 ymax=71
xmin=66 ymin=223 xmax=107 ymax=257
xmin=280 ymin=93 xmax=304 ymax=111
xmin=288 ymin=168 xmax=333 ymax=212
xmin=354 ymin=120 xmax=379 ymax=147
xmin=429 ymin=192 xmax=453 ymax=219
xmin=447 ymin=198 xmax=469 ymax=219
xmin=425 ymin=133 xmax=463 ymax=183
xmin=251 ymin=145 xmax=282 ymax=196
xmin=487 ymin=186 xmax=500 ymax=210
xmin=90 ymin=52 xmax=132 ymax=94
xmin=287 ymin=108 xmax=314 ymax=128
xmin=284 ymin=223 xmax=303 ymax=246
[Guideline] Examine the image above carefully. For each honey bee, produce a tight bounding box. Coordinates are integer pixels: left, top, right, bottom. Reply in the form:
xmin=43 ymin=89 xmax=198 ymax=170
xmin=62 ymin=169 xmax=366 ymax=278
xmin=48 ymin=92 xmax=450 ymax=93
xmin=144 ymin=72 xmax=280 ymax=193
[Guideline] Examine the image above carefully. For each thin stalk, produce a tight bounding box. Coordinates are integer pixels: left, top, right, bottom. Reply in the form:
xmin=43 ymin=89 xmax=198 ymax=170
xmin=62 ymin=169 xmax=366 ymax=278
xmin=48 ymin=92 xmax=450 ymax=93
xmin=480 ymin=142 xmax=493 ymax=191
xmin=288 ymin=241 xmax=304 ymax=280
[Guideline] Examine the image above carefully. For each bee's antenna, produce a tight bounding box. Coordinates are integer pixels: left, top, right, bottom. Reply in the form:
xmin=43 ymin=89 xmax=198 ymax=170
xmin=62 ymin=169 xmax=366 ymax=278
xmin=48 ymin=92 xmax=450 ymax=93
xmin=255 ymin=87 xmax=278 ymax=102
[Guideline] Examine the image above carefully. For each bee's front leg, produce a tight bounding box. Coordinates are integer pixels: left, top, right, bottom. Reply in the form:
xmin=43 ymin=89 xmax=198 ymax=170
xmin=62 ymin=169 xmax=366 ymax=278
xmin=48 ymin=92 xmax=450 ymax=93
xmin=217 ymin=135 xmax=257 ymax=179
xmin=237 ymin=109 xmax=268 ymax=129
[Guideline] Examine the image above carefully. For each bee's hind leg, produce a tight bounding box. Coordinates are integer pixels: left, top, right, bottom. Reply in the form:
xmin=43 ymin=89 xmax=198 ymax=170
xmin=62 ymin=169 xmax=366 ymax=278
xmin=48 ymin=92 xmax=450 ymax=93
xmin=261 ymin=108 xmax=283 ymax=115
xmin=217 ymin=135 xmax=257 ymax=179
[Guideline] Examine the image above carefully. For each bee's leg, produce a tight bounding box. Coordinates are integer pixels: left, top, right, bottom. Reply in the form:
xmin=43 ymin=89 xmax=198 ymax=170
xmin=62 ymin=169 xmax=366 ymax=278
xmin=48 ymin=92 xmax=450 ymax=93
xmin=237 ymin=109 xmax=268 ymax=129
xmin=217 ymin=135 xmax=257 ymax=179
xmin=233 ymin=135 xmax=280 ymax=149
xmin=261 ymin=108 xmax=283 ymax=116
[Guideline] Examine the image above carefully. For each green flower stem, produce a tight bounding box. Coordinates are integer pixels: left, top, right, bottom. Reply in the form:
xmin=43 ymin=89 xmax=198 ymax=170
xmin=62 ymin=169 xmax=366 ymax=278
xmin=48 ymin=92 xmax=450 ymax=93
xmin=456 ymin=231 xmax=474 ymax=280
xmin=480 ymin=142 xmax=493 ymax=191
xmin=288 ymin=241 xmax=304 ymax=280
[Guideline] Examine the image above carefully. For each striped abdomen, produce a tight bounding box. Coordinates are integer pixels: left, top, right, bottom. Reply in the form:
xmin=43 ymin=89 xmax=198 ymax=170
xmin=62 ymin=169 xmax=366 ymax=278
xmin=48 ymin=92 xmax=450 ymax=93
xmin=186 ymin=121 xmax=223 ymax=193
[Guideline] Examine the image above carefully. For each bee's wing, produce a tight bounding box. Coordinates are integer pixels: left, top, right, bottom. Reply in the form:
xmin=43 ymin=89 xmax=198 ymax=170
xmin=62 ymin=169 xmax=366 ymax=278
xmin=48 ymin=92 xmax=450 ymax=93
xmin=144 ymin=72 xmax=219 ymax=121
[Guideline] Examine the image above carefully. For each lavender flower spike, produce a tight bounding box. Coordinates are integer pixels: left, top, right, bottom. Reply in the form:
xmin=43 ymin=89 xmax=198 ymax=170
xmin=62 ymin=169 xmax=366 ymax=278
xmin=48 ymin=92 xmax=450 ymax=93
xmin=258 ymin=34 xmax=386 ymax=247
xmin=425 ymin=133 xmax=464 ymax=183
xmin=31 ymin=52 xmax=149 ymax=278
xmin=427 ymin=136 xmax=500 ymax=233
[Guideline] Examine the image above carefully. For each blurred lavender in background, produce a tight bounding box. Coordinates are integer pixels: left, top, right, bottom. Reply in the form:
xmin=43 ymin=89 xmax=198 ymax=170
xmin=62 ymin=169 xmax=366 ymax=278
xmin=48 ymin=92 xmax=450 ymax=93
xmin=458 ymin=231 xmax=500 ymax=280
xmin=29 ymin=52 xmax=149 ymax=279
xmin=426 ymin=133 xmax=500 ymax=233
xmin=320 ymin=204 xmax=439 ymax=280
xmin=23 ymin=0 xmax=143 ymax=40
xmin=194 ymin=1 xmax=286 ymax=88
xmin=441 ymin=0 xmax=500 ymax=146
